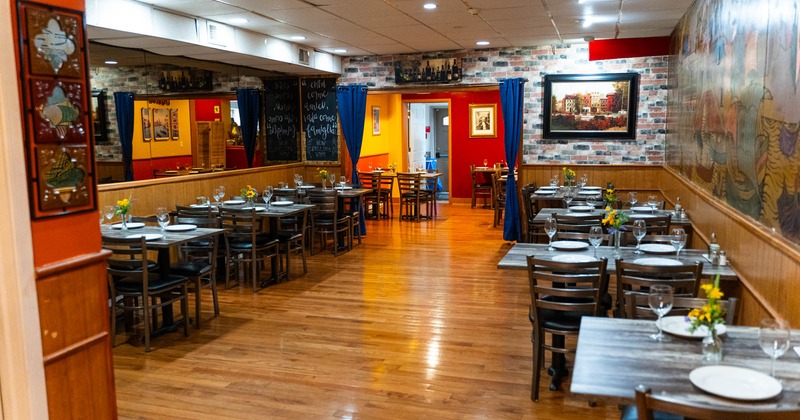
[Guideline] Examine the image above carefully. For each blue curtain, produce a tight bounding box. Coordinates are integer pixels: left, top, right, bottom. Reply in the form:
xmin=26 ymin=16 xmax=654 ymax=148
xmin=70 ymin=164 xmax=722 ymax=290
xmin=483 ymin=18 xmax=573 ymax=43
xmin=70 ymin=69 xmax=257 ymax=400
xmin=499 ymin=78 xmax=526 ymax=241
xmin=114 ymin=92 xmax=135 ymax=181
xmin=336 ymin=84 xmax=368 ymax=235
xmin=237 ymin=88 xmax=261 ymax=167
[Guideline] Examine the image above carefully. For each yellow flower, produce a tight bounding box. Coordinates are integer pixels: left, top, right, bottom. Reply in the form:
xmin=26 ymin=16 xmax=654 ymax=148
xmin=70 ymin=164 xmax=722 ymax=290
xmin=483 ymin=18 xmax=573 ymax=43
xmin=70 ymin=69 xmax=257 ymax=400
xmin=240 ymin=185 xmax=256 ymax=199
xmin=115 ymin=197 xmax=132 ymax=215
xmin=688 ymin=275 xmax=726 ymax=334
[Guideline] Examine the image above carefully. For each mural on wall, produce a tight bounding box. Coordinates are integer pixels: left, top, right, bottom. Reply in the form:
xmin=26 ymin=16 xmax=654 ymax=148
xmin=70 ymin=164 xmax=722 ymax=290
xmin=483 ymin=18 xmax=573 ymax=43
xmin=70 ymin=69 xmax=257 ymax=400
xmin=668 ymin=0 xmax=800 ymax=243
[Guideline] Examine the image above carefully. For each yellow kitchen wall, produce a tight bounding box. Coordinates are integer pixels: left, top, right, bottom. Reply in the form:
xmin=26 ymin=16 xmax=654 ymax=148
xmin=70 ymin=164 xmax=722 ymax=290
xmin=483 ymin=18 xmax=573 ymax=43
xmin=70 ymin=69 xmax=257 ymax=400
xmin=361 ymin=94 xmax=403 ymax=168
xmin=132 ymin=100 xmax=192 ymax=160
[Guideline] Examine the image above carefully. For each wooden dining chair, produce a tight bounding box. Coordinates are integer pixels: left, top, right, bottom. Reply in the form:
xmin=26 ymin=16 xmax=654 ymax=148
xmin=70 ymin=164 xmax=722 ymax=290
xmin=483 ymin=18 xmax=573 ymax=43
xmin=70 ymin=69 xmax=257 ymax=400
xmin=470 ymin=164 xmax=492 ymax=208
xmin=170 ymin=216 xmax=220 ymax=328
xmin=358 ymin=171 xmax=382 ymax=219
xmin=219 ymin=207 xmax=280 ymax=291
xmin=378 ymin=173 xmax=395 ymax=218
xmin=624 ymin=293 xmax=738 ymax=325
xmin=276 ymin=207 xmax=309 ymax=279
xmin=615 ymin=260 xmax=703 ymax=319
xmin=307 ymin=189 xmax=351 ymax=256
xmin=632 ymin=385 xmax=800 ymax=420
xmin=176 ymin=204 xmax=216 ymax=218
xmin=103 ymin=236 xmax=190 ymax=352
xmin=492 ymin=171 xmax=506 ymax=227
xmin=526 ymin=255 xmax=609 ymax=402
xmin=621 ymin=214 xmax=672 ymax=245
xmin=397 ymin=172 xmax=430 ymax=221
xmin=520 ymin=183 xmax=539 ymax=242
xmin=552 ymin=212 xmax=603 ymax=233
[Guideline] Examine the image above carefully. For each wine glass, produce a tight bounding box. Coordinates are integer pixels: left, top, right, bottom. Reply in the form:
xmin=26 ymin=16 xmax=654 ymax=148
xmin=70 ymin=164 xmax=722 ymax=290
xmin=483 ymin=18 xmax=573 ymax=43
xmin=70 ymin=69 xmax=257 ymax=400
xmin=580 ymin=174 xmax=588 ymax=188
xmin=544 ymin=217 xmax=557 ymax=251
xmin=632 ymin=220 xmax=646 ymax=254
xmin=218 ymin=186 xmax=226 ymax=202
xmin=563 ymin=187 xmax=574 ymax=208
xmin=340 ymin=176 xmax=347 ymax=187
xmin=213 ymin=188 xmax=222 ymax=203
xmin=263 ymin=186 xmax=274 ymax=208
xmin=329 ymin=173 xmax=336 ymax=188
xmin=648 ymin=284 xmax=673 ymax=341
xmin=586 ymin=194 xmax=596 ymax=210
xmin=296 ymin=176 xmax=304 ymax=188
xmin=628 ymin=191 xmax=638 ymax=208
xmin=647 ymin=194 xmax=659 ymax=211
xmin=104 ymin=205 xmax=116 ymax=224
xmin=670 ymin=228 xmax=687 ymax=256
xmin=759 ymin=318 xmax=791 ymax=377
xmin=155 ymin=207 xmax=170 ymax=232
xmin=483 ymin=158 xmax=488 ymax=167
xmin=550 ymin=175 xmax=559 ymax=188
xmin=294 ymin=173 xmax=301 ymax=186
xmin=588 ymin=226 xmax=603 ymax=258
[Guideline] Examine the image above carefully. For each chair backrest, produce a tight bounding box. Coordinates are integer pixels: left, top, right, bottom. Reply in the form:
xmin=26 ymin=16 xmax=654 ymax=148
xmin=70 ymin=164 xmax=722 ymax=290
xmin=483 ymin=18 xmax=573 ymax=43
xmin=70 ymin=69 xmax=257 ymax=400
xmin=176 ymin=204 xmax=216 ymax=218
xmin=621 ymin=214 xmax=672 ymax=245
xmin=615 ymin=260 xmax=703 ymax=320
xmin=306 ymin=188 xmax=341 ymax=219
xmin=624 ymin=293 xmax=738 ymax=324
xmin=634 ymin=385 xmax=800 ymax=420
xmin=397 ymin=172 xmax=422 ymax=196
xmin=129 ymin=214 xmax=158 ymax=224
xmin=273 ymin=188 xmax=299 ymax=203
xmin=527 ymin=256 xmax=609 ymax=323
xmin=493 ymin=172 xmax=506 ymax=202
xmin=357 ymin=172 xmax=379 ymax=190
xmin=103 ymin=236 xmax=150 ymax=289
xmin=552 ymin=212 xmax=603 ymax=233
xmin=219 ymin=208 xmax=260 ymax=243
xmin=378 ymin=174 xmax=394 ymax=194
xmin=521 ymin=183 xmax=537 ymax=223
xmin=555 ymin=231 xmax=610 ymax=245
xmin=174 ymin=215 xmax=219 ymax=229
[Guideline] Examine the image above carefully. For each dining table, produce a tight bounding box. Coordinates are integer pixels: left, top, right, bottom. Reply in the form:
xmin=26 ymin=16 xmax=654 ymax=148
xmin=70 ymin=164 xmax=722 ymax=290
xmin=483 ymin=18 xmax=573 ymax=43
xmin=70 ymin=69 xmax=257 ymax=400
xmin=496 ymin=243 xmax=737 ymax=281
xmin=571 ymin=317 xmax=800 ymax=410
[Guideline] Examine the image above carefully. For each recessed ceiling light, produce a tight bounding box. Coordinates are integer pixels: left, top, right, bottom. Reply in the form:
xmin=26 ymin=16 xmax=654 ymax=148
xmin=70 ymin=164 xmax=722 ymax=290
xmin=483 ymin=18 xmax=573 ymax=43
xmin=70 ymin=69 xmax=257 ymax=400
xmin=582 ymin=17 xmax=593 ymax=28
xmin=290 ymin=35 xmax=306 ymax=41
xmin=333 ymin=49 xmax=347 ymax=53
xmin=229 ymin=17 xmax=248 ymax=24
xmin=423 ymin=3 xmax=437 ymax=10
xmin=476 ymin=41 xmax=490 ymax=46
xmin=104 ymin=60 xmax=118 ymax=65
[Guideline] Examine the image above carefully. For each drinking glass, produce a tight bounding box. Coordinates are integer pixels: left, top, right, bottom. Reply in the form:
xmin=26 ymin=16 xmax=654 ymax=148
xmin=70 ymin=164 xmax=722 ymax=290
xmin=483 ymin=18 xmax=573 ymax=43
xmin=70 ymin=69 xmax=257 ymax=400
xmin=104 ymin=205 xmax=116 ymax=224
xmin=550 ymin=175 xmax=559 ymax=188
xmin=329 ymin=173 xmax=336 ymax=187
xmin=296 ymin=175 xmax=303 ymax=187
xmin=294 ymin=173 xmax=301 ymax=186
xmin=759 ymin=318 xmax=791 ymax=377
xmin=648 ymin=284 xmax=673 ymax=341
xmin=213 ymin=188 xmax=222 ymax=203
xmin=340 ymin=176 xmax=347 ymax=187
xmin=586 ymin=195 xmax=597 ymax=209
xmin=563 ymin=187 xmax=574 ymax=207
xmin=263 ymin=186 xmax=274 ymax=208
xmin=483 ymin=159 xmax=488 ymax=167
xmin=588 ymin=226 xmax=603 ymax=258
xmin=628 ymin=191 xmax=638 ymax=207
xmin=670 ymin=228 xmax=687 ymax=256
xmin=218 ymin=186 xmax=226 ymax=201
xmin=156 ymin=207 xmax=170 ymax=232
xmin=632 ymin=220 xmax=646 ymax=254
xmin=647 ymin=194 xmax=659 ymax=211
xmin=544 ymin=217 xmax=557 ymax=251
xmin=580 ymin=174 xmax=588 ymax=188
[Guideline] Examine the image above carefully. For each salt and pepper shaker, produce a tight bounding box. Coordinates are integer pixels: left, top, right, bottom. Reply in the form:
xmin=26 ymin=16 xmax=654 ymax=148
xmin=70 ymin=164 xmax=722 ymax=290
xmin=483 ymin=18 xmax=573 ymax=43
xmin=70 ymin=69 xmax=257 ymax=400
xmin=719 ymin=251 xmax=727 ymax=266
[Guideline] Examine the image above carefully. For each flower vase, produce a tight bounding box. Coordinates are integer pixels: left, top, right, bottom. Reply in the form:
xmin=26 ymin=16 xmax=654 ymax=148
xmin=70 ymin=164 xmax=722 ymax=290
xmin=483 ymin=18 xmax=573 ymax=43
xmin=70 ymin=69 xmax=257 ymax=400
xmin=246 ymin=197 xmax=255 ymax=207
xmin=702 ymin=328 xmax=723 ymax=363
xmin=120 ymin=214 xmax=128 ymax=231
xmin=321 ymin=179 xmax=327 ymax=190
xmin=612 ymin=232 xmax=622 ymax=258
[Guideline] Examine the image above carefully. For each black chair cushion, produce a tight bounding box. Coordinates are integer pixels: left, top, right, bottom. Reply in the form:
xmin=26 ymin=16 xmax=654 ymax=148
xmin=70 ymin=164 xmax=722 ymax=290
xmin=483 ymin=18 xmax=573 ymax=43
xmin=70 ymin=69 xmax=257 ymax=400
xmin=538 ymin=309 xmax=585 ymax=331
xmin=229 ymin=235 xmax=277 ymax=250
xmin=276 ymin=230 xmax=302 ymax=242
xmin=115 ymin=273 xmax=188 ymax=294
xmin=171 ymin=261 xmax=212 ymax=276
xmin=619 ymin=405 xmax=683 ymax=420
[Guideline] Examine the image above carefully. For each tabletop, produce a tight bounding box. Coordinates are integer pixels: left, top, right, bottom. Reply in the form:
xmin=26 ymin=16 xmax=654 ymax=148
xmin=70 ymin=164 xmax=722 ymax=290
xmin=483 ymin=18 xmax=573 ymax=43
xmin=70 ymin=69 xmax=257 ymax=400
xmin=532 ymin=207 xmax=691 ymax=226
xmin=571 ymin=317 xmax=800 ymax=408
xmin=101 ymin=225 xmax=222 ymax=248
xmin=496 ymin=243 xmax=737 ymax=280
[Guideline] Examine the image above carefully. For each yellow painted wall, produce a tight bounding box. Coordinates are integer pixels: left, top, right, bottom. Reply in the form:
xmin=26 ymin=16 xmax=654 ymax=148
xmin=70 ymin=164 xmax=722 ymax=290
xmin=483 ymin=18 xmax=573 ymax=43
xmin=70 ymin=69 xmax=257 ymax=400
xmin=132 ymin=100 xmax=193 ymax=160
xmin=361 ymin=94 xmax=403 ymax=169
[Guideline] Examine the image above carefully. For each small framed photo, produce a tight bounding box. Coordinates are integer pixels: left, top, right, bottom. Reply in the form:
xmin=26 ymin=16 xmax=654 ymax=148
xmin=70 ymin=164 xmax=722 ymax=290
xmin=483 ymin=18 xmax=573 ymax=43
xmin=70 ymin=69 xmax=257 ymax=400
xmin=152 ymin=108 xmax=170 ymax=141
xmin=372 ymin=106 xmax=380 ymax=135
xmin=141 ymin=108 xmax=152 ymax=142
xmin=469 ymin=104 xmax=497 ymax=138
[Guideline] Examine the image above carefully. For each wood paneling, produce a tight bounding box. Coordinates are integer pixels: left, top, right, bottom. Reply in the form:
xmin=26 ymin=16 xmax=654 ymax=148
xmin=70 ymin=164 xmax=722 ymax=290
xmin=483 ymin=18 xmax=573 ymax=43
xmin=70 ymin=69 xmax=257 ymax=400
xmin=97 ymin=161 xmax=125 ymax=183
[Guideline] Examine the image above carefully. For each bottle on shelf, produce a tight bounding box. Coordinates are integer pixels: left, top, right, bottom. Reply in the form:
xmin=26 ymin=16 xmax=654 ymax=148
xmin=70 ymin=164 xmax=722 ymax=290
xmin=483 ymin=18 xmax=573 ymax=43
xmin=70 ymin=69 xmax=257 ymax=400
xmin=425 ymin=61 xmax=432 ymax=81
xmin=451 ymin=59 xmax=460 ymax=79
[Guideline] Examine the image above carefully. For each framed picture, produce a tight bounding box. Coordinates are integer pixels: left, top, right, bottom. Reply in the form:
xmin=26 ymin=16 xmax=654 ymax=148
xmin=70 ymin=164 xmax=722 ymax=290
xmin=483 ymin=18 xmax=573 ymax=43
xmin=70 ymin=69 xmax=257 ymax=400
xmin=469 ymin=104 xmax=497 ymax=138
xmin=542 ymin=73 xmax=639 ymax=140
xmin=91 ymin=90 xmax=108 ymax=143
xmin=372 ymin=106 xmax=380 ymax=135
xmin=141 ymin=108 xmax=152 ymax=141
xmin=152 ymin=108 xmax=170 ymax=141
xmin=169 ymin=108 xmax=179 ymax=139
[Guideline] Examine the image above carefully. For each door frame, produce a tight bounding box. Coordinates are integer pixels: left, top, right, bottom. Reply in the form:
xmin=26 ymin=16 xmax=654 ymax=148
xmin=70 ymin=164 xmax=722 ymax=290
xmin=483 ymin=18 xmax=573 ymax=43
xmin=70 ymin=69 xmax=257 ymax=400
xmin=401 ymin=98 xmax=452 ymax=203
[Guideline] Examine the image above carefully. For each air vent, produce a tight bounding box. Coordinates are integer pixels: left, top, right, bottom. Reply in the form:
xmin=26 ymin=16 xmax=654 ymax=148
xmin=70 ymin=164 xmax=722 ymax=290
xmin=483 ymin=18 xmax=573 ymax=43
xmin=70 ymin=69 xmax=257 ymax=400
xmin=298 ymin=48 xmax=310 ymax=65
xmin=207 ymin=22 xmax=220 ymax=45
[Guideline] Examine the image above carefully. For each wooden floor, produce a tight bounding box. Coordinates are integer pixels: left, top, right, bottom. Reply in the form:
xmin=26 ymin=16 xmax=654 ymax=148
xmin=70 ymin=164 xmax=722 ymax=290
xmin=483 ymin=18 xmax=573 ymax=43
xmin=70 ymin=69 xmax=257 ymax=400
xmin=112 ymin=203 xmax=621 ymax=419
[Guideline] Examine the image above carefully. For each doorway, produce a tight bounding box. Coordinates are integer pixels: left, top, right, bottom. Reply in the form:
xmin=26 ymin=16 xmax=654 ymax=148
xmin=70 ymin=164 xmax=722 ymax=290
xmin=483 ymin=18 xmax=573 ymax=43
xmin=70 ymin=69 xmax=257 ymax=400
xmin=406 ymin=101 xmax=449 ymax=201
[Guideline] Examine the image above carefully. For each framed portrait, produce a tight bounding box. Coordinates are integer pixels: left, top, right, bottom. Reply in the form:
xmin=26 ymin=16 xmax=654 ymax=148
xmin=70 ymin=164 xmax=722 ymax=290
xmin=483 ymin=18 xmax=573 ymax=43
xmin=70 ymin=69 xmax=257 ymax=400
xmin=372 ymin=106 xmax=380 ymax=135
xmin=141 ymin=108 xmax=152 ymax=141
xmin=469 ymin=104 xmax=497 ymax=138
xmin=91 ymin=90 xmax=108 ymax=143
xmin=542 ymin=73 xmax=639 ymax=140
xmin=152 ymin=108 xmax=170 ymax=141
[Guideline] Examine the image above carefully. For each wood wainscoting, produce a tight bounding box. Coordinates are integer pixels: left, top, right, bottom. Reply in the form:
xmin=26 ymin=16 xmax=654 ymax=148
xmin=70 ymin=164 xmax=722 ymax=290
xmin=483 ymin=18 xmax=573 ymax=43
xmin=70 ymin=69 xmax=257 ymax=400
xmin=36 ymin=250 xmax=116 ymax=418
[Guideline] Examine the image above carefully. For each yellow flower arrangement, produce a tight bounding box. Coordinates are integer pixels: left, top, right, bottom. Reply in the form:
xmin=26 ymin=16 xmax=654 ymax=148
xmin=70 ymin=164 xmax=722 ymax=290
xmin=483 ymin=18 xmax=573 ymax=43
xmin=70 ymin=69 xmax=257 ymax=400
xmin=114 ymin=197 xmax=132 ymax=216
xmin=318 ymin=168 xmax=329 ymax=180
xmin=562 ymin=166 xmax=576 ymax=181
xmin=387 ymin=161 xmax=397 ymax=171
xmin=688 ymin=275 xmax=726 ymax=333
xmin=601 ymin=206 xmax=628 ymax=234
xmin=240 ymin=185 xmax=257 ymax=199
xmin=603 ymin=187 xmax=618 ymax=207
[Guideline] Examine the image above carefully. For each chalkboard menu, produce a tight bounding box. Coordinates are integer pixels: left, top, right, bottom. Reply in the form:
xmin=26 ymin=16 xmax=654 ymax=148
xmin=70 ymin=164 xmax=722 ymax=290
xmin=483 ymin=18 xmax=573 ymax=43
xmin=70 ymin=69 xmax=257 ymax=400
xmin=301 ymin=77 xmax=339 ymax=162
xmin=264 ymin=78 xmax=300 ymax=162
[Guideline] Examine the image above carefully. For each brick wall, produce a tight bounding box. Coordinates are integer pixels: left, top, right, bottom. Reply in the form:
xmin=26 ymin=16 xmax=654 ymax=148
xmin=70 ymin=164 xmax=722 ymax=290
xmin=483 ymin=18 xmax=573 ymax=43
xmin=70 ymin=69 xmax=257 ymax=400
xmin=339 ymin=43 xmax=668 ymax=165
xmin=90 ymin=65 xmax=262 ymax=161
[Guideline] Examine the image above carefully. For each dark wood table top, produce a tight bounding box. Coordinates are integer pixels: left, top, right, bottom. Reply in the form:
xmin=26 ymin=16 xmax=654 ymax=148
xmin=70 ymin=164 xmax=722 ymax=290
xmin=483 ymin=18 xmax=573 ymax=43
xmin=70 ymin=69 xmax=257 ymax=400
xmin=571 ymin=317 xmax=800 ymax=408
xmin=100 ymin=225 xmax=222 ymax=248
xmin=532 ymin=207 xmax=691 ymax=226
xmin=218 ymin=202 xmax=313 ymax=217
xmin=496 ymin=243 xmax=737 ymax=280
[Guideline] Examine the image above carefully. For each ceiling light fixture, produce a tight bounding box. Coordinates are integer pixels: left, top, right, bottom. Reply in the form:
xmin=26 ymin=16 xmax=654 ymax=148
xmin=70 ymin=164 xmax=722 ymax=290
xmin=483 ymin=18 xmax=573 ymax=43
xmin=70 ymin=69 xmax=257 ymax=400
xmin=104 ymin=60 xmax=118 ymax=65
xmin=582 ymin=17 xmax=593 ymax=28
xmin=229 ymin=17 xmax=248 ymax=24
xmin=290 ymin=35 xmax=306 ymax=41
xmin=583 ymin=36 xmax=595 ymax=42
xmin=476 ymin=41 xmax=490 ymax=46
xmin=423 ymin=3 xmax=437 ymax=10
xmin=334 ymin=49 xmax=347 ymax=53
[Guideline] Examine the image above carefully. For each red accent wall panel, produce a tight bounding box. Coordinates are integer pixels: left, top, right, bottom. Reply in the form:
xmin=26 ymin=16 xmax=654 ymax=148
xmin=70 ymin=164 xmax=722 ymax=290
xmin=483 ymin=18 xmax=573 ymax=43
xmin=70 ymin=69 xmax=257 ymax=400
xmin=194 ymin=99 xmax=222 ymax=121
xmin=133 ymin=156 xmax=193 ymax=180
xmin=589 ymin=36 xmax=671 ymax=61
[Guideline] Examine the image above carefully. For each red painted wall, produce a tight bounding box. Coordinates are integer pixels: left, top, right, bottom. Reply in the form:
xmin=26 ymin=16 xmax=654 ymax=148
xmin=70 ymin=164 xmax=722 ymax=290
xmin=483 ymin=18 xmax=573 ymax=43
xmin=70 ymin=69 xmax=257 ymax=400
xmin=403 ymin=90 xmax=505 ymax=200
xmin=194 ymin=99 xmax=222 ymax=121
xmin=589 ymin=36 xmax=670 ymax=61
xmin=133 ymin=156 xmax=194 ymax=180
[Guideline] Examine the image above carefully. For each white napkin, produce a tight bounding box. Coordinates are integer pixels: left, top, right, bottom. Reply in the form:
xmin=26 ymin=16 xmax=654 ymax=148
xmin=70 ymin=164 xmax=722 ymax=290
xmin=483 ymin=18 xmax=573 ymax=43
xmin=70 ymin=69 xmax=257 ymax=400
xmin=794 ymin=346 xmax=800 ymax=357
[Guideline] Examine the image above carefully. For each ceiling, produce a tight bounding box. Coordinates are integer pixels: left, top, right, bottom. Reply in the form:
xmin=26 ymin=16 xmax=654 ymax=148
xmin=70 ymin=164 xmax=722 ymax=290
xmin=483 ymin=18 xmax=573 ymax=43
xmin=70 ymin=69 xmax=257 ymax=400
xmin=126 ymin=0 xmax=694 ymax=56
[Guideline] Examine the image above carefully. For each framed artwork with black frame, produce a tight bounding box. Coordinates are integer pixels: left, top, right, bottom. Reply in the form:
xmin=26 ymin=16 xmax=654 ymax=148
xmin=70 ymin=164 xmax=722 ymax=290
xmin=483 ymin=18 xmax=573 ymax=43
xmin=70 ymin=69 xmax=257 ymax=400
xmin=542 ymin=73 xmax=639 ymax=140
xmin=91 ymin=89 xmax=108 ymax=143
